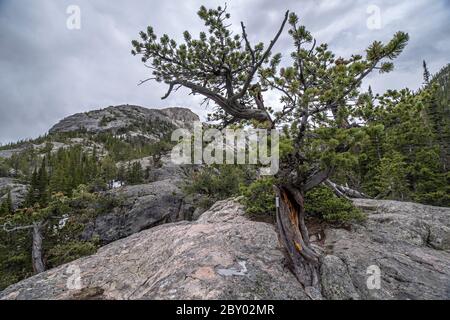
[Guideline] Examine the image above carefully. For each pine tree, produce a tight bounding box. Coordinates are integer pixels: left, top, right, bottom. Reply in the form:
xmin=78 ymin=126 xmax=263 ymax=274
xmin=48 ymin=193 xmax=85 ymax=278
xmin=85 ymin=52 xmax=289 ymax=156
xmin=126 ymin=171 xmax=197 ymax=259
xmin=132 ymin=5 xmax=409 ymax=287
xmin=101 ymin=156 xmax=117 ymax=188
xmin=374 ymin=152 xmax=410 ymax=200
xmin=423 ymin=60 xmax=431 ymax=85
xmin=37 ymin=159 xmax=49 ymax=206
xmin=367 ymin=86 xmax=374 ymax=99
xmin=355 ymin=87 xmax=448 ymax=205
xmin=117 ymin=163 xmax=126 ymax=184
xmin=426 ymin=64 xmax=450 ymax=170
xmin=25 ymin=168 xmax=38 ymax=207
xmin=126 ymin=162 xmax=143 ymax=185
xmin=5 ymin=191 xmax=13 ymax=213
xmin=0 ymin=199 xmax=8 ymax=216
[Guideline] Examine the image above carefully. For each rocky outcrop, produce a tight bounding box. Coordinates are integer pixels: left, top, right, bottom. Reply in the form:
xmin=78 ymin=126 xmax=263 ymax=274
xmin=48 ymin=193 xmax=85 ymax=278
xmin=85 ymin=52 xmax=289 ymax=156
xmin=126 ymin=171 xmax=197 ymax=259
xmin=0 ymin=177 xmax=28 ymax=210
xmin=158 ymin=107 xmax=201 ymax=130
xmin=0 ymin=199 xmax=308 ymax=300
xmin=117 ymin=154 xmax=195 ymax=183
xmin=321 ymin=199 xmax=450 ymax=300
xmin=82 ymin=179 xmax=196 ymax=243
xmin=49 ymin=105 xmax=199 ymax=135
xmin=83 ymin=155 xmax=198 ymax=243
xmin=1 ymin=198 xmax=449 ymax=300
xmin=0 ymin=148 xmax=23 ymax=159
xmin=0 ymin=140 xmax=101 ymax=160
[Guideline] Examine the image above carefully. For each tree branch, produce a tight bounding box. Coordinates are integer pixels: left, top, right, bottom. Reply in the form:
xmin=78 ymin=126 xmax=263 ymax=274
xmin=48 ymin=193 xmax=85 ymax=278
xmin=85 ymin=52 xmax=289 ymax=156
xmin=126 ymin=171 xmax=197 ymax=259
xmin=230 ymin=10 xmax=289 ymax=102
xmin=241 ymin=22 xmax=255 ymax=64
xmin=1 ymin=222 xmax=33 ymax=232
xmin=304 ymin=167 xmax=334 ymax=192
xmin=326 ymin=180 xmax=370 ymax=199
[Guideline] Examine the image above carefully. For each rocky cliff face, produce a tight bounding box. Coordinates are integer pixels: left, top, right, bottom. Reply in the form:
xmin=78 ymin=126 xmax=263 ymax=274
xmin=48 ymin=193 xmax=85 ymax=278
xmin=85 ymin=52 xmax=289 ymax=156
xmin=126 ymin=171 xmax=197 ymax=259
xmin=0 ymin=105 xmax=200 ymax=174
xmin=0 ymin=177 xmax=27 ymax=210
xmin=1 ymin=198 xmax=449 ymax=300
xmin=82 ymin=179 xmax=196 ymax=243
xmin=49 ymin=105 xmax=199 ymax=135
xmin=81 ymin=154 xmax=198 ymax=244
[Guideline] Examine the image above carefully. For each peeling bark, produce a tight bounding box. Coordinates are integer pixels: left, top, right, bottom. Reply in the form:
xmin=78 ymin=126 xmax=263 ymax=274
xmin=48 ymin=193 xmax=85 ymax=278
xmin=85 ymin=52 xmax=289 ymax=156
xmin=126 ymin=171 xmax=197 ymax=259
xmin=274 ymin=185 xmax=321 ymax=295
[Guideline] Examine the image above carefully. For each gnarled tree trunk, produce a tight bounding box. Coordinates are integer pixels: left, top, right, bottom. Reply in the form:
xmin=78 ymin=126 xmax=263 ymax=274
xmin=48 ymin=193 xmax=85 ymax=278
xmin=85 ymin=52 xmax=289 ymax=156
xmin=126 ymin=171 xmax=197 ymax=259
xmin=31 ymin=222 xmax=45 ymax=274
xmin=274 ymin=185 xmax=321 ymax=298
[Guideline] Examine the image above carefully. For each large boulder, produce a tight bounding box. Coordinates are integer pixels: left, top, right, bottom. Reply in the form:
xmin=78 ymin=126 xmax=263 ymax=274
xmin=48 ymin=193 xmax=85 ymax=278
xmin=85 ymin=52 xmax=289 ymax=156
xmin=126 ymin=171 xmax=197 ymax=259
xmin=82 ymin=179 xmax=195 ymax=243
xmin=0 ymin=199 xmax=308 ymax=300
xmin=82 ymin=153 xmax=200 ymax=243
xmin=321 ymin=199 xmax=450 ymax=300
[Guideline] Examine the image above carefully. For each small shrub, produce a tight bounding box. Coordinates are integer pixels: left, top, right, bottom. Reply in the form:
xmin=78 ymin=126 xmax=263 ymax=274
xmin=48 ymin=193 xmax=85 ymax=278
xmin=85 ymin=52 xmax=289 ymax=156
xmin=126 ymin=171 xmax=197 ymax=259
xmin=305 ymin=186 xmax=366 ymax=223
xmin=239 ymin=177 xmax=276 ymax=219
xmin=0 ymin=235 xmax=33 ymax=290
xmin=414 ymin=190 xmax=450 ymax=207
xmin=46 ymin=241 xmax=98 ymax=268
xmin=184 ymin=165 xmax=256 ymax=209
xmin=240 ymin=179 xmax=366 ymax=224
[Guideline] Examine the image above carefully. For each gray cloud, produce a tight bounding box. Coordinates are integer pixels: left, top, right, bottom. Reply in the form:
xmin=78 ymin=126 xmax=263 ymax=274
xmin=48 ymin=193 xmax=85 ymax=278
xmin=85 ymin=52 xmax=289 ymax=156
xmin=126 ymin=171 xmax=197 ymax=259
xmin=0 ymin=0 xmax=449 ymax=144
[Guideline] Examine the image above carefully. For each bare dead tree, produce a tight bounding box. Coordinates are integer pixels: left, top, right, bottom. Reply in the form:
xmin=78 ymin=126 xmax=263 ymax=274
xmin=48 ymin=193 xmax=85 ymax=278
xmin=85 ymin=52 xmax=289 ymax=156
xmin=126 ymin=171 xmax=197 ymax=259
xmin=2 ymin=221 xmax=46 ymax=273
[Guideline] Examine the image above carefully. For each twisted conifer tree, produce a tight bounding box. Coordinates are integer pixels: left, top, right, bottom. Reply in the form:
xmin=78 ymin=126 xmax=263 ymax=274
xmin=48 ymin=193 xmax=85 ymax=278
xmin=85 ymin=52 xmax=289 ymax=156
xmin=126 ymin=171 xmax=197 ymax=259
xmin=132 ymin=5 xmax=408 ymax=293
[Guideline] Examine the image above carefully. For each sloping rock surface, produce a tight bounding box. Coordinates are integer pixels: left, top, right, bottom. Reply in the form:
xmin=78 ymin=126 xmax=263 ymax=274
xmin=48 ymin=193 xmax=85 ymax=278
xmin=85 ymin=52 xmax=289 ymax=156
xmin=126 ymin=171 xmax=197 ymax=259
xmin=321 ymin=199 xmax=450 ymax=300
xmin=1 ymin=198 xmax=449 ymax=300
xmin=0 ymin=199 xmax=308 ymax=300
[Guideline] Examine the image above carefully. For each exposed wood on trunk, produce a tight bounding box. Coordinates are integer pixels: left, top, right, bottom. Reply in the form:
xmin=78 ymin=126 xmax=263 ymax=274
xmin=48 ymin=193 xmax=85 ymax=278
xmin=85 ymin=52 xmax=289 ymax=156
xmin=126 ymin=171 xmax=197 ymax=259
xmin=31 ymin=222 xmax=45 ymax=274
xmin=274 ymin=185 xmax=321 ymax=296
xmin=1 ymin=220 xmax=46 ymax=274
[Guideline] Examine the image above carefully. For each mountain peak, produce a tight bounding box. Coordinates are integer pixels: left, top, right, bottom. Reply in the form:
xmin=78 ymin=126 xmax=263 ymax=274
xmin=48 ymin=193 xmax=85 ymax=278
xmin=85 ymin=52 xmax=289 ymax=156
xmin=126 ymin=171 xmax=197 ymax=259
xmin=49 ymin=105 xmax=200 ymax=134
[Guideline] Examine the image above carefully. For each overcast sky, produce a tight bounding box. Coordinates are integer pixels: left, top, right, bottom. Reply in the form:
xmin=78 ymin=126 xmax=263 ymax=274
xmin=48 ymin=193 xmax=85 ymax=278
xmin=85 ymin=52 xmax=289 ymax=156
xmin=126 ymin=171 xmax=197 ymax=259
xmin=0 ymin=0 xmax=449 ymax=144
